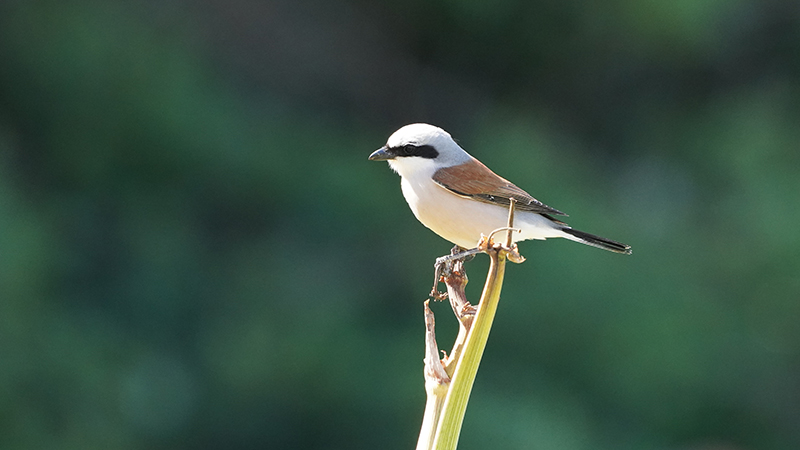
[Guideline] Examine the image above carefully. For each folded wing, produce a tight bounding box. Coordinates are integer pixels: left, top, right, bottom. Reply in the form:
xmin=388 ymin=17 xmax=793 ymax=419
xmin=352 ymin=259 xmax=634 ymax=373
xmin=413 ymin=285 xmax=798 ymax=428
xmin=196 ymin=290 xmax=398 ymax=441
xmin=432 ymin=157 xmax=567 ymax=217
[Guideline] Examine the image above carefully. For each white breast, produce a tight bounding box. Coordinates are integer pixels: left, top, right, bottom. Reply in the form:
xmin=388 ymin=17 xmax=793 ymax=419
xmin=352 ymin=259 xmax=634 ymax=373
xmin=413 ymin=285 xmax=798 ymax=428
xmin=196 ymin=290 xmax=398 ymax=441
xmin=400 ymin=174 xmax=563 ymax=248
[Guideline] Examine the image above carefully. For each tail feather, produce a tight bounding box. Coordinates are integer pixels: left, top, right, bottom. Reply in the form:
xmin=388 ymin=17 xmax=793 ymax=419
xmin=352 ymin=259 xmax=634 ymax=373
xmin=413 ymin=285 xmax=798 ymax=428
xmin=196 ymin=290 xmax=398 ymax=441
xmin=561 ymin=228 xmax=632 ymax=255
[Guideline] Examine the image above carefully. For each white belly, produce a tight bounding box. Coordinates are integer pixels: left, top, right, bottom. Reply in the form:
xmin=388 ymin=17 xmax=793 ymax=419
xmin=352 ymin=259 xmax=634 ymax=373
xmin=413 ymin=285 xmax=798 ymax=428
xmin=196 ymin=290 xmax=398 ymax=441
xmin=400 ymin=176 xmax=563 ymax=248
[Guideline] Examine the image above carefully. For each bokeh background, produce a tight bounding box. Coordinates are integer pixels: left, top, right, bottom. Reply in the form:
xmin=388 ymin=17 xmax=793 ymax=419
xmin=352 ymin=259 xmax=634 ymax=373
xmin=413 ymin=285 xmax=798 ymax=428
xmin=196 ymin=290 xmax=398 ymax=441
xmin=2 ymin=1 xmax=799 ymax=449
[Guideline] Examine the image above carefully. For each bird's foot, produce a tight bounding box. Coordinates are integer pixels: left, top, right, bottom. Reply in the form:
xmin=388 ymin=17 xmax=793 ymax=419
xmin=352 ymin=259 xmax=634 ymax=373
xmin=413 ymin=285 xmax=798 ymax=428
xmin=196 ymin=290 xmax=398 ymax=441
xmin=430 ymin=245 xmax=480 ymax=299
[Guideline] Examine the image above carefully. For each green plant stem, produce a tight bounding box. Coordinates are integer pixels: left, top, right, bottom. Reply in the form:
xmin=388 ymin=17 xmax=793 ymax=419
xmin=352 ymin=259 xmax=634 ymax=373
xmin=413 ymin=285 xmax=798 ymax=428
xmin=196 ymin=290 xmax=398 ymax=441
xmin=417 ymin=378 xmax=449 ymax=450
xmin=432 ymin=248 xmax=508 ymax=450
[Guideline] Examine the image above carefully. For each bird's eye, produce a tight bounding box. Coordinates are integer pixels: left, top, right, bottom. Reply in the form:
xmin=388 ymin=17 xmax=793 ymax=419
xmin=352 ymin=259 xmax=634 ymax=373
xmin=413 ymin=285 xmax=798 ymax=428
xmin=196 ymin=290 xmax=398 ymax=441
xmin=403 ymin=145 xmax=416 ymax=156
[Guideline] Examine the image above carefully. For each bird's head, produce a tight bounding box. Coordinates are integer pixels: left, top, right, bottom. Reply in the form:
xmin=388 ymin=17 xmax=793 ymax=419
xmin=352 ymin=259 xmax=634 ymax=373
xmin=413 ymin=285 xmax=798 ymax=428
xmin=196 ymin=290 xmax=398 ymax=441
xmin=369 ymin=123 xmax=470 ymax=178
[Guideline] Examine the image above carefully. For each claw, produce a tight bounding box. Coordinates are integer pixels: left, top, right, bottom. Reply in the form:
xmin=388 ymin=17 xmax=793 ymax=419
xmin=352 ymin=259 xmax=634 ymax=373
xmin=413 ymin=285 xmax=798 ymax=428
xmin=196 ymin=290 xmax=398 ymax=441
xmin=430 ymin=246 xmax=481 ymax=299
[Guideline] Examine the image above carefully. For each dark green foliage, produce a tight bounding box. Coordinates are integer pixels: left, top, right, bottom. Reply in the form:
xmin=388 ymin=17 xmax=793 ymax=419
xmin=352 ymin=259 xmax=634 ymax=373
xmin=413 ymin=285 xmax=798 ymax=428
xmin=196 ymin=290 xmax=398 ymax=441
xmin=1 ymin=1 xmax=799 ymax=449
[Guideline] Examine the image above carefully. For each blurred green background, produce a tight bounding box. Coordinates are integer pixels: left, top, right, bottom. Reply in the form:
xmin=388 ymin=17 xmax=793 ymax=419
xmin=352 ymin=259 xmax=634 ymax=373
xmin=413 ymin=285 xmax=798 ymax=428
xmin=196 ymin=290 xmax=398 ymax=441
xmin=1 ymin=1 xmax=799 ymax=449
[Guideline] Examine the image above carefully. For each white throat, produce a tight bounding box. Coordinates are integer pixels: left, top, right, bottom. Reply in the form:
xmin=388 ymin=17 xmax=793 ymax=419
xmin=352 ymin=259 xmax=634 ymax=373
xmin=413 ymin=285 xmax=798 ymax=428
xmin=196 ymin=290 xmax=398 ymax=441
xmin=388 ymin=157 xmax=440 ymax=180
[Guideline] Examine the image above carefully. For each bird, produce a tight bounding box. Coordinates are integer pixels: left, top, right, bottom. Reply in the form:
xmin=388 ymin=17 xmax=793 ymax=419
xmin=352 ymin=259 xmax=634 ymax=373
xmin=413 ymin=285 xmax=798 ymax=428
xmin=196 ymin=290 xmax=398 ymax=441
xmin=368 ymin=123 xmax=631 ymax=255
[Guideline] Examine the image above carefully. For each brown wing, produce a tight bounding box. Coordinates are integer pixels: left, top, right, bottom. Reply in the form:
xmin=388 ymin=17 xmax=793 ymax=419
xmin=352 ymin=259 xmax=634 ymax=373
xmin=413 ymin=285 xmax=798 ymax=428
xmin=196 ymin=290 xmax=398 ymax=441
xmin=432 ymin=158 xmax=567 ymax=216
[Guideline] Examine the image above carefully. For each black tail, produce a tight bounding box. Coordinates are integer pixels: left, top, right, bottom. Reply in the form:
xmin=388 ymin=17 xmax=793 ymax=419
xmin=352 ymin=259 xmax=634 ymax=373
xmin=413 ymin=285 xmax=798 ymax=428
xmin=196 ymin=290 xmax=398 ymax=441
xmin=561 ymin=228 xmax=632 ymax=255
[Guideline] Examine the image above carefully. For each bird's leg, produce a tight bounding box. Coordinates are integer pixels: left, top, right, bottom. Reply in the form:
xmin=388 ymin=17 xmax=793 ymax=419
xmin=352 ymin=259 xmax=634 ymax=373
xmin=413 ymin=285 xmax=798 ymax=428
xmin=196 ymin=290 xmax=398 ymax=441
xmin=430 ymin=245 xmax=461 ymax=300
xmin=430 ymin=245 xmax=480 ymax=299
xmin=435 ymin=248 xmax=481 ymax=267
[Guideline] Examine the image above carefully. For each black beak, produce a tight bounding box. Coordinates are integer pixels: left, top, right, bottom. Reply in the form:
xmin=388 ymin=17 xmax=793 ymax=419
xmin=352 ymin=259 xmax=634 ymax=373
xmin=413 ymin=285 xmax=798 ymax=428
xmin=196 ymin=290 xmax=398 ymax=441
xmin=368 ymin=146 xmax=394 ymax=161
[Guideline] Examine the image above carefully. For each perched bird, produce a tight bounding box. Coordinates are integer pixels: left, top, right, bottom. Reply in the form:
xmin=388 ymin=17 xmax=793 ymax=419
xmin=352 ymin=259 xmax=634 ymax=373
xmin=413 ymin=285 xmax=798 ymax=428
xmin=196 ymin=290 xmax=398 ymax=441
xmin=369 ymin=123 xmax=631 ymax=255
